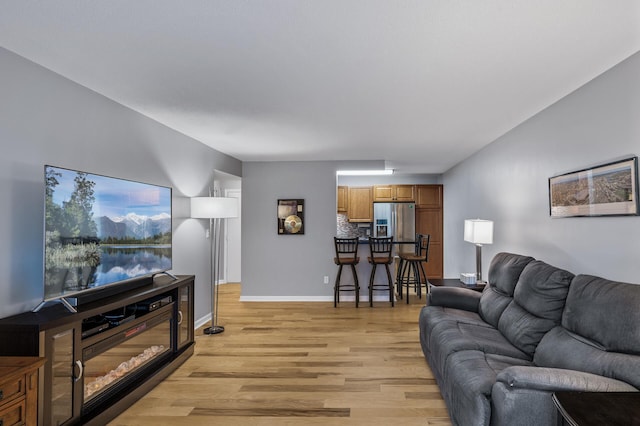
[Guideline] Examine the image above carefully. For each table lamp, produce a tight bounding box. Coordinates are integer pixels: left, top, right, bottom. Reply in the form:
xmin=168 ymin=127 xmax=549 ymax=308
xmin=464 ymin=219 xmax=493 ymax=284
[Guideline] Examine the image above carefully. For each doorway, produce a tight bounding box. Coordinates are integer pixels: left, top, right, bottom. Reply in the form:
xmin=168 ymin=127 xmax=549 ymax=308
xmin=225 ymin=188 xmax=241 ymax=283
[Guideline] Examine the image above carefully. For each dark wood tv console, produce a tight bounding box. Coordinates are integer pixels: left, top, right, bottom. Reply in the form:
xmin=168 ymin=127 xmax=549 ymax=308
xmin=0 ymin=274 xmax=195 ymax=425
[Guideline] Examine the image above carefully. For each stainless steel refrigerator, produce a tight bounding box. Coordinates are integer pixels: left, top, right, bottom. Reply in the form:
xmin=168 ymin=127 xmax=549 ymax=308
xmin=373 ymin=202 xmax=416 ymax=255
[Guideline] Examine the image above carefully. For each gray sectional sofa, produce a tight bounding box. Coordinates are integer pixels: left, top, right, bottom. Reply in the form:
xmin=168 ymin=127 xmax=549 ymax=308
xmin=419 ymin=252 xmax=640 ymax=426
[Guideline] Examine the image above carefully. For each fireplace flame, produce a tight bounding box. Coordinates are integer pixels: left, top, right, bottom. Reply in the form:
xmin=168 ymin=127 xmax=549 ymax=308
xmin=84 ymin=345 xmax=165 ymax=399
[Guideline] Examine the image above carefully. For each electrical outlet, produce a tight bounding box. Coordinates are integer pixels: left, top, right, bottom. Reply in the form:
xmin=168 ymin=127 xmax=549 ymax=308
xmin=323 ymin=276 xmax=330 ymax=284
xmin=205 ymin=229 xmax=210 ymax=239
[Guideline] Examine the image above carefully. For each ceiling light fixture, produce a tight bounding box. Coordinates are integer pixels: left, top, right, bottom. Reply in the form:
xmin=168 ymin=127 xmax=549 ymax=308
xmin=336 ymin=169 xmax=394 ymax=176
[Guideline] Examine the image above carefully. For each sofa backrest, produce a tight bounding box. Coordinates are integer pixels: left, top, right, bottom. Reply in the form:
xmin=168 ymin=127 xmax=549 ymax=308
xmin=478 ymin=252 xmax=534 ymax=328
xmin=562 ymin=275 xmax=640 ymax=353
xmin=497 ymin=260 xmax=574 ymax=357
xmin=534 ymin=275 xmax=640 ymax=389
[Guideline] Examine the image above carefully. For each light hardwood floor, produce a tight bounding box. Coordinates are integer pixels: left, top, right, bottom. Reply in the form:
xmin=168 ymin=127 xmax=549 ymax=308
xmin=109 ymin=284 xmax=451 ymax=425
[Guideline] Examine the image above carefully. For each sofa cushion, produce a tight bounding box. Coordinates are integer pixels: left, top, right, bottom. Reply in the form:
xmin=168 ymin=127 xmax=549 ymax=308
xmin=498 ymin=260 xmax=574 ymax=356
xmin=442 ymin=350 xmax=533 ymax=426
xmin=478 ymin=253 xmax=534 ymax=327
xmin=562 ymin=274 xmax=640 ymax=354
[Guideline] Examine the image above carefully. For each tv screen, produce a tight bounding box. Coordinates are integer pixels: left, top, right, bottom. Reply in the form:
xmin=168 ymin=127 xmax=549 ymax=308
xmin=43 ymin=165 xmax=172 ymax=303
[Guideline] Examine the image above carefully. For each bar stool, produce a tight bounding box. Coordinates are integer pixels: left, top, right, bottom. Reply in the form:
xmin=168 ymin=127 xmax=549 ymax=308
xmin=397 ymin=234 xmax=430 ymax=304
xmin=367 ymin=236 xmax=394 ymax=307
xmin=333 ymin=237 xmax=360 ymax=307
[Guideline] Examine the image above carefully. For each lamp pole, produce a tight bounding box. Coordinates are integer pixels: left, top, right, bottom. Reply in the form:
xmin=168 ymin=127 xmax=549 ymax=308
xmin=205 ymin=215 xmax=224 ymax=334
xmin=475 ymin=243 xmax=483 ymax=283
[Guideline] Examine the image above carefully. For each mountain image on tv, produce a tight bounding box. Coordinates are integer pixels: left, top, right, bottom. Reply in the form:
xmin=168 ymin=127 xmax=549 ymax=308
xmin=44 ymin=165 xmax=172 ymax=301
xmin=98 ymin=213 xmax=171 ymax=242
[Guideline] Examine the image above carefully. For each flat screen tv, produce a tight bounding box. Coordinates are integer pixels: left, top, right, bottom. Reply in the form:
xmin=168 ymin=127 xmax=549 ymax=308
xmin=37 ymin=165 xmax=172 ymax=311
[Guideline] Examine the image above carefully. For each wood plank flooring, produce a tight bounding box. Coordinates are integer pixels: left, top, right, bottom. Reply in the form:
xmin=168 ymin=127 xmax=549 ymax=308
xmin=109 ymin=284 xmax=451 ymax=425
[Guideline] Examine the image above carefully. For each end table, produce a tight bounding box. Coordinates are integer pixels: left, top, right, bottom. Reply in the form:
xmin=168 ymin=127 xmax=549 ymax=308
xmin=553 ymin=391 xmax=640 ymax=425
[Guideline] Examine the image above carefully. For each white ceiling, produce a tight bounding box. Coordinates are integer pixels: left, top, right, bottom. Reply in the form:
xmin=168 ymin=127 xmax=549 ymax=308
xmin=1 ymin=1 xmax=639 ymax=173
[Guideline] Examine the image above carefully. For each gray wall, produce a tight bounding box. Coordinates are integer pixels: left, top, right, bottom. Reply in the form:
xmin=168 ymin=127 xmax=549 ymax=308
xmin=0 ymin=47 xmax=242 ymax=319
xmin=242 ymin=160 xmax=386 ymax=299
xmin=443 ymin=51 xmax=640 ymax=283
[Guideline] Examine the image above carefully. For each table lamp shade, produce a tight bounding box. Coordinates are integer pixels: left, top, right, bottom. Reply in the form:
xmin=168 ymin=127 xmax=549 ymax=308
xmin=464 ymin=219 xmax=493 ymax=245
xmin=191 ymin=197 xmax=238 ymax=219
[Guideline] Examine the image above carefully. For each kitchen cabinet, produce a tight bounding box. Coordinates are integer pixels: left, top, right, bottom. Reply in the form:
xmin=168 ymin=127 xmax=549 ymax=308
xmin=415 ymin=185 xmax=443 ymax=279
xmin=347 ymin=186 xmax=373 ymax=222
xmin=337 ymin=186 xmax=348 ymax=212
xmin=373 ymin=185 xmax=415 ymax=202
xmin=416 ymin=185 xmax=442 ymax=208
xmin=416 ymin=207 xmax=443 ymax=278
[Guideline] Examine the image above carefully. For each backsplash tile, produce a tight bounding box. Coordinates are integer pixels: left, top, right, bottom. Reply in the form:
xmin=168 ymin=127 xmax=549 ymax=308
xmin=336 ymin=214 xmax=371 ymax=238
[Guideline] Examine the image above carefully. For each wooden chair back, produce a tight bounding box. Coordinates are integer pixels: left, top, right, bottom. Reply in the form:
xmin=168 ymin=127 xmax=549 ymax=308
xmin=415 ymin=234 xmax=430 ymax=262
xmin=368 ymin=237 xmax=393 ymax=263
xmin=334 ymin=237 xmax=359 ymax=264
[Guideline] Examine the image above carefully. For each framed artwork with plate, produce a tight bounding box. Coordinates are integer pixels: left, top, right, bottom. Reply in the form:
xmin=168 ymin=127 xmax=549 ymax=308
xmin=277 ymin=199 xmax=305 ymax=235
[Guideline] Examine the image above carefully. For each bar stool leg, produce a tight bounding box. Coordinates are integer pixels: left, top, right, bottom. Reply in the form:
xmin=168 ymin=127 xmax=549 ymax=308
xmin=369 ymin=263 xmax=376 ymax=307
xmin=417 ymin=262 xmax=427 ymax=298
xmin=350 ymin=264 xmax=359 ymax=307
xmin=396 ymin=259 xmax=404 ymax=300
xmin=385 ymin=263 xmax=394 ymax=306
xmin=400 ymin=259 xmax=412 ymax=304
xmin=334 ymin=265 xmax=343 ymax=308
xmin=411 ymin=261 xmax=421 ymax=303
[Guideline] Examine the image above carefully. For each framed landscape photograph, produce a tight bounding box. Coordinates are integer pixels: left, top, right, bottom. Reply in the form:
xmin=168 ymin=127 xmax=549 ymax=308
xmin=277 ymin=199 xmax=305 ymax=234
xmin=549 ymin=157 xmax=639 ymax=218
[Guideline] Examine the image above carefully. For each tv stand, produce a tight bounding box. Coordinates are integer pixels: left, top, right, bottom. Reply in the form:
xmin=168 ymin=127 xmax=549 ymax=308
xmin=0 ymin=274 xmax=195 ymax=426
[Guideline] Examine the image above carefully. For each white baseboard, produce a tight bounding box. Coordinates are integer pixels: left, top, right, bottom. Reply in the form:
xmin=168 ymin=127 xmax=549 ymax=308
xmin=195 ymin=313 xmax=211 ymax=330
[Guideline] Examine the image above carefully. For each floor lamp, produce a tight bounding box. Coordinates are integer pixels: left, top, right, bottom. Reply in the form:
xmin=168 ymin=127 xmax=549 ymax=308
xmin=191 ymin=196 xmax=238 ymax=335
xmin=464 ymin=219 xmax=493 ymax=284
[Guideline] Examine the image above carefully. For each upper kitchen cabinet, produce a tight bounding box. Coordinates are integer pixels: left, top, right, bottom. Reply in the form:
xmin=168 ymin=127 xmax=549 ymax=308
xmin=337 ymin=186 xmax=348 ymax=212
xmin=348 ymin=186 xmax=373 ymax=222
xmin=416 ymin=185 xmax=442 ymax=208
xmin=373 ymin=185 xmax=415 ymax=202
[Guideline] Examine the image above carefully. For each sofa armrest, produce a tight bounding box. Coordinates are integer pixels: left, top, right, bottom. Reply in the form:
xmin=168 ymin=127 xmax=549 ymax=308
xmin=496 ymin=366 xmax=638 ymax=393
xmin=427 ymin=286 xmax=481 ymax=312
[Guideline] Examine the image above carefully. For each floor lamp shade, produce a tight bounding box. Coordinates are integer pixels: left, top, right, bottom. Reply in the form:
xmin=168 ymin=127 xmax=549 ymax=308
xmin=191 ymin=196 xmax=238 ymax=335
xmin=191 ymin=197 xmax=238 ymax=219
xmin=464 ymin=219 xmax=493 ymax=283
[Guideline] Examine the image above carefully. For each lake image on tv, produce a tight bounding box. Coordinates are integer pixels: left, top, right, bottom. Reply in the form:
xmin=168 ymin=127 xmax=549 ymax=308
xmin=44 ymin=166 xmax=172 ymax=300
